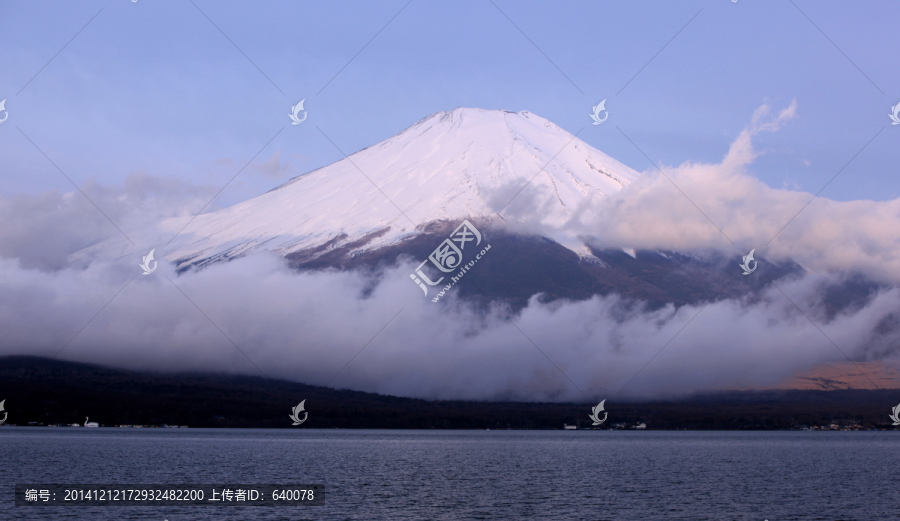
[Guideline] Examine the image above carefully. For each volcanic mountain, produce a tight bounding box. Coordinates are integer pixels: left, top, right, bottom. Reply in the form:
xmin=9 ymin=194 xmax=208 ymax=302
xmin=166 ymin=107 xmax=638 ymax=269
xmin=78 ymin=108 xmax=838 ymax=308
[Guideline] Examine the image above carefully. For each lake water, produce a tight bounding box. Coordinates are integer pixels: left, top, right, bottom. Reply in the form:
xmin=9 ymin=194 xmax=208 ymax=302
xmin=1 ymin=427 xmax=896 ymax=520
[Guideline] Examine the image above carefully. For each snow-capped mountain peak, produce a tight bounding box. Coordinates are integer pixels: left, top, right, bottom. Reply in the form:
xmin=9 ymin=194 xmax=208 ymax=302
xmin=81 ymin=108 xmax=642 ymax=269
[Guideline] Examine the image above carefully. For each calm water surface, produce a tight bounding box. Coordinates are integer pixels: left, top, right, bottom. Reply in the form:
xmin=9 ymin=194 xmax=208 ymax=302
xmin=1 ymin=428 xmax=895 ymax=520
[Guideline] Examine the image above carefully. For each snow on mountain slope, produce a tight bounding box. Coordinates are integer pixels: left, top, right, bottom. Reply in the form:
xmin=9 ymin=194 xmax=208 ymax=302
xmin=81 ymin=108 xmax=641 ymax=269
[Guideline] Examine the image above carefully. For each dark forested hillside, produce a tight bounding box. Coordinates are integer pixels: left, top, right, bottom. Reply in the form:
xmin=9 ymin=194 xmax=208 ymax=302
xmin=0 ymin=356 xmax=896 ymax=430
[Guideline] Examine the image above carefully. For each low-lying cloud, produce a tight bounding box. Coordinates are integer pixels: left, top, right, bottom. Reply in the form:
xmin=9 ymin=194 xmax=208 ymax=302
xmin=0 ymin=252 xmax=897 ymax=401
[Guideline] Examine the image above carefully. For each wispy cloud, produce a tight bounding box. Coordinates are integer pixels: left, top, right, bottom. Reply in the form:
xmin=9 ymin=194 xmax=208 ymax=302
xmin=559 ymin=101 xmax=900 ymax=283
xmin=0 ymin=172 xmax=214 ymax=270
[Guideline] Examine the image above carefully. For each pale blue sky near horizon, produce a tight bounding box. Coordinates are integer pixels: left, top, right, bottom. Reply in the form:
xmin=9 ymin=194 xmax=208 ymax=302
xmin=1 ymin=0 xmax=898 ymax=210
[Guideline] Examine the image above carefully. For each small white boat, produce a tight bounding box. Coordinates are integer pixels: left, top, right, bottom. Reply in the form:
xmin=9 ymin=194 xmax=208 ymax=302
xmin=84 ymin=417 xmax=99 ymax=428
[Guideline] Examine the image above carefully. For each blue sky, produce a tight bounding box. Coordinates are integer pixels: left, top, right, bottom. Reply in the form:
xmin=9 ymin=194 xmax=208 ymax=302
xmin=2 ymin=0 xmax=898 ymax=208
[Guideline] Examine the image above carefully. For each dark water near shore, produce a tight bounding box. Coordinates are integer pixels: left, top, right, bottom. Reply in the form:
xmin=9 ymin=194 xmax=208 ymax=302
xmin=1 ymin=427 xmax=896 ymax=520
